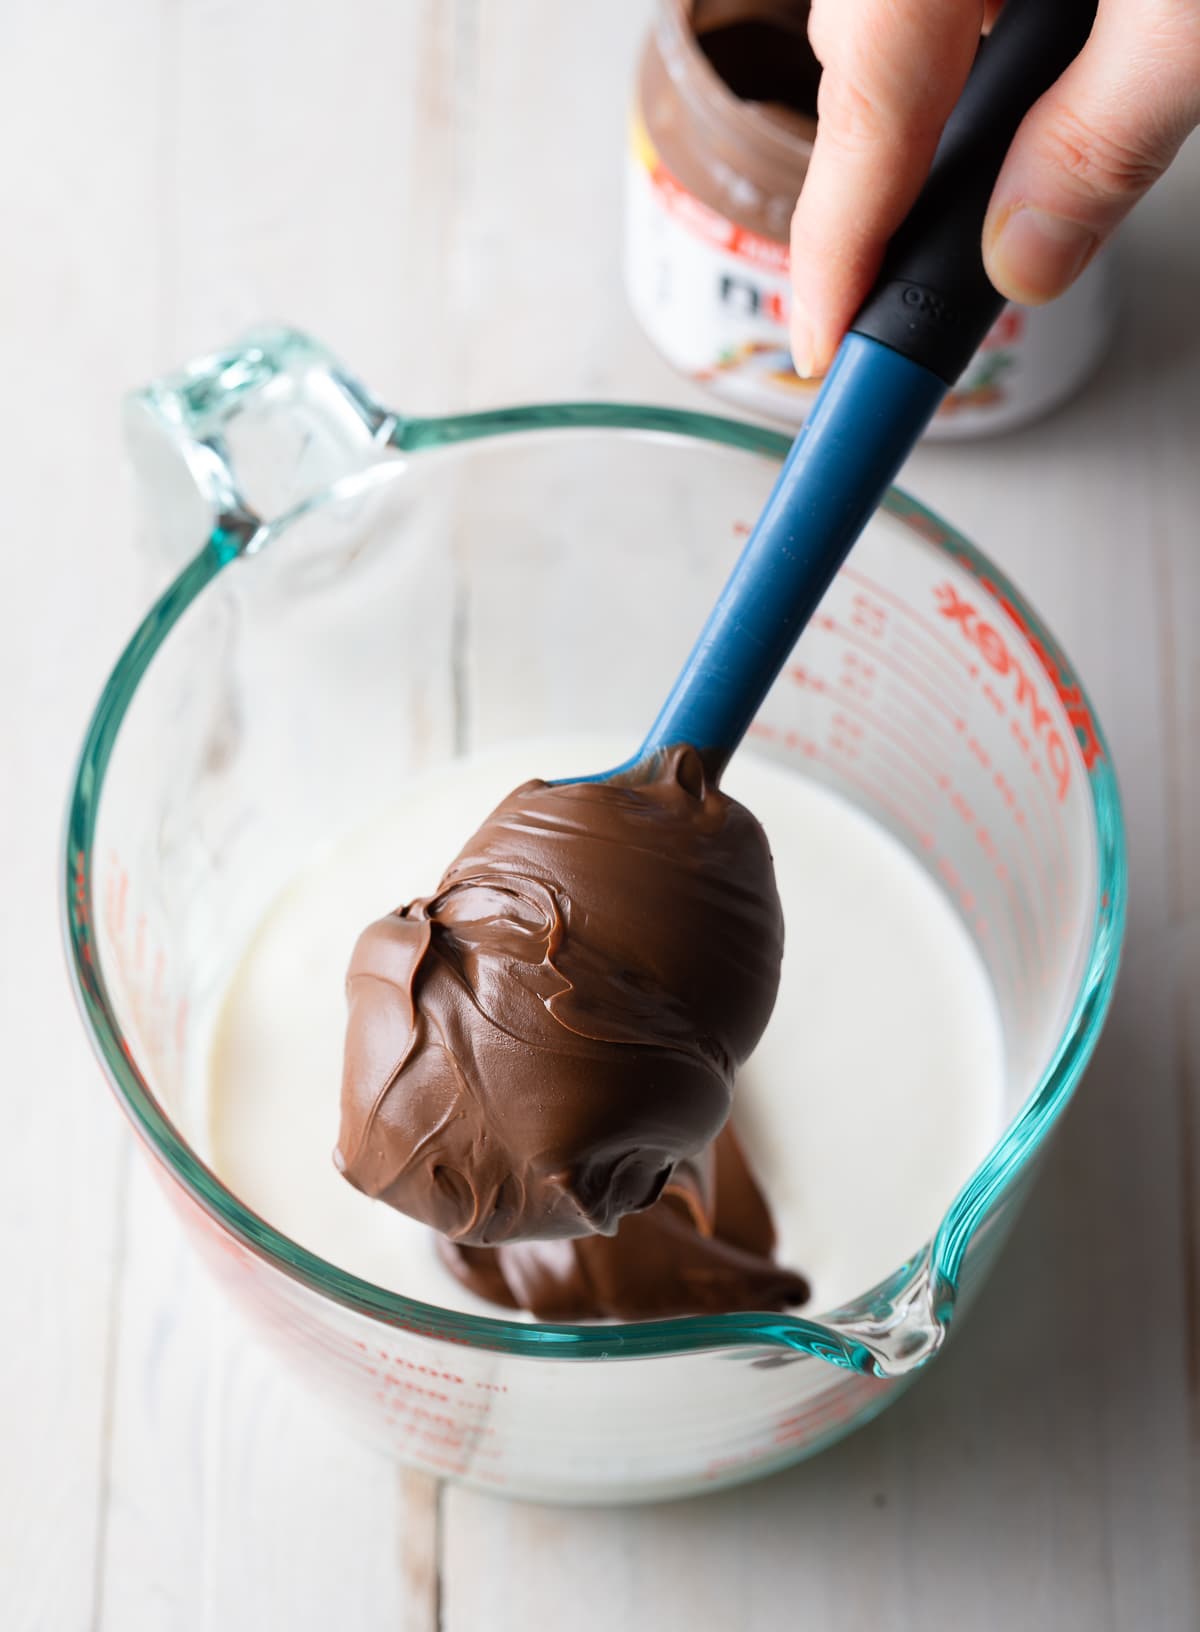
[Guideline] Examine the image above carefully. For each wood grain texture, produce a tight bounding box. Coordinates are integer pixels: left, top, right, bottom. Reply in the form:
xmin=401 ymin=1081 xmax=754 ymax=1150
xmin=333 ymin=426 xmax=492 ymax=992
xmin=1 ymin=0 xmax=1196 ymax=1624
xmin=456 ymin=0 xmax=710 ymax=411
xmin=98 ymin=1161 xmax=436 ymax=1632
xmin=1175 ymin=917 xmax=1200 ymax=1614
xmin=0 ymin=5 xmax=162 ymax=1628
xmin=164 ymin=0 xmax=466 ymax=409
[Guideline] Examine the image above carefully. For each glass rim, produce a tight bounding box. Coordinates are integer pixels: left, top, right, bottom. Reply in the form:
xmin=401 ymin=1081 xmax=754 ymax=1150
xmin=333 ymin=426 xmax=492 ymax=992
xmin=62 ymin=400 xmax=1127 ymax=1372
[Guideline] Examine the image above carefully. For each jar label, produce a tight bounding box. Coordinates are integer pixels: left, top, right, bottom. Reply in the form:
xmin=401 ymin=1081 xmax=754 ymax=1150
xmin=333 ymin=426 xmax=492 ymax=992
xmin=625 ymin=117 xmax=1115 ymax=438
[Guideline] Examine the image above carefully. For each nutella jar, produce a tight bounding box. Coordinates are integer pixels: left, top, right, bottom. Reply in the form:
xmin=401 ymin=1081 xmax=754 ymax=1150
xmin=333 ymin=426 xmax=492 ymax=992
xmin=625 ymin=0 xmax=1116 ymax=438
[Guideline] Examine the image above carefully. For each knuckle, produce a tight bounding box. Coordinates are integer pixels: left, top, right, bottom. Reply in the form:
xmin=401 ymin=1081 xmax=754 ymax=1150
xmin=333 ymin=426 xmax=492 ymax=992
xmin=816 ymin=74 xmax=890 ymax=157
xmin=816 ymin=72 xmax=945 ymax=162
xmin=1038 ymin=107 xmax=1167 ymax=198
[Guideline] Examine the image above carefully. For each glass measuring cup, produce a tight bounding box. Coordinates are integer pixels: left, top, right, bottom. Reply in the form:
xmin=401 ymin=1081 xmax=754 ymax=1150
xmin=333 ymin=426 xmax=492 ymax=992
xmin=64 ymin=328 xmax=1125 ymax=1504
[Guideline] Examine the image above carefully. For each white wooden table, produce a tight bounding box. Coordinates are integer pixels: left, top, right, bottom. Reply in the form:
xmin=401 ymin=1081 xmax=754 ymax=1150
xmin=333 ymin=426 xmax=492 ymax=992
xmin=4 ymin=4 xmax=1197 ymax=1627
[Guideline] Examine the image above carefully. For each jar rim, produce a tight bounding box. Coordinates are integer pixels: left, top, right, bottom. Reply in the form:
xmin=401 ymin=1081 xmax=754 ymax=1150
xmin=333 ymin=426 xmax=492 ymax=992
xmin=651 ymin=0 xmax=817 ymax=173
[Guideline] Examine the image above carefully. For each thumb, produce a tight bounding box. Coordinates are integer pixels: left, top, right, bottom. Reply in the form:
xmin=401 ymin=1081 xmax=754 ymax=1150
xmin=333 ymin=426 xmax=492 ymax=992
xmin=983 ymin=0 xmax=1200 ymax=305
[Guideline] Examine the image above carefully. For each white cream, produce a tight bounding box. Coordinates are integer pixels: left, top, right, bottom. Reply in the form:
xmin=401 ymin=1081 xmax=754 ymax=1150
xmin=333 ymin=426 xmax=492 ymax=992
xmin=207 ymin=738 xmax=1005 ymax=1317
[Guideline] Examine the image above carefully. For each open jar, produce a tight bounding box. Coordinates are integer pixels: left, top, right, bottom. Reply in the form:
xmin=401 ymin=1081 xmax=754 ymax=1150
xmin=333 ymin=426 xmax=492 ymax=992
xmin=625 ymin=0 xmax=1116 ymax=438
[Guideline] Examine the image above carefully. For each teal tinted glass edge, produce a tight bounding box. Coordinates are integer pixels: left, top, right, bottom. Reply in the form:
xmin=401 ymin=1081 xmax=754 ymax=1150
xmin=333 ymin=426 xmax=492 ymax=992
xmin=62 ymin=401 xmax=1126 ymax=1374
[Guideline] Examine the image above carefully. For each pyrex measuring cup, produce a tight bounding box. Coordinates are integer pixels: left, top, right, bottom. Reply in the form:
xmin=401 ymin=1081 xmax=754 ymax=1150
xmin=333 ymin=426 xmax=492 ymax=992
xmin=64 ymin=329 xmax=1125 ymax=1504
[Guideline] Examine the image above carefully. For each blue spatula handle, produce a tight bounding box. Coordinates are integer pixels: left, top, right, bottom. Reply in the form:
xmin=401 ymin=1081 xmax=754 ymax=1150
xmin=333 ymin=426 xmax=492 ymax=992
xmin=638 ymin=0 xmax=1098 ymax=781
xmin=639 ymin=337 xmax=944 ymax=769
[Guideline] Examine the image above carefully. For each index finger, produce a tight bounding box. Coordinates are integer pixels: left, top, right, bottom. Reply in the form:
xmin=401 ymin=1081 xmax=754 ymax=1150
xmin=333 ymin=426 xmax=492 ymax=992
xmin=789 ymin=0 xmax=985 ymax=375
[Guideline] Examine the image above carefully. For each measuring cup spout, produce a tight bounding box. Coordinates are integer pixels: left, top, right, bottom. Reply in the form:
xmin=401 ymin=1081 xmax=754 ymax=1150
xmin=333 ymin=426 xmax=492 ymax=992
xmin=822 ymin=1250 xmax=953 ymax=1379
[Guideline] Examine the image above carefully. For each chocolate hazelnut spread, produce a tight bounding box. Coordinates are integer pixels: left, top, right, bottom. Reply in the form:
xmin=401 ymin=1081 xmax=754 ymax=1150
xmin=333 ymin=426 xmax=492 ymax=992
xmin=336 ymin=746 xmax=784 ymax=1251
xmin=439 ymin=1123 xmax=809 ymax=1321
xmin=639 ymin=0 xmax=816 ymax=244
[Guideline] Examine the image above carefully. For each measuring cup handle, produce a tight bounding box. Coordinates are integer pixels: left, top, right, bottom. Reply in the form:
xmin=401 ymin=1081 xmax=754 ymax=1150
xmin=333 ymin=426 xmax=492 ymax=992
xmin=122 ymin=326 xmax=397 ymax=571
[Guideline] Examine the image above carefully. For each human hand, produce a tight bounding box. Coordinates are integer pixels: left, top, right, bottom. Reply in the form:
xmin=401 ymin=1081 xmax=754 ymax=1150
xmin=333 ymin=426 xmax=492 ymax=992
xmin=788 ymin=0 xmax=1200 ymax=376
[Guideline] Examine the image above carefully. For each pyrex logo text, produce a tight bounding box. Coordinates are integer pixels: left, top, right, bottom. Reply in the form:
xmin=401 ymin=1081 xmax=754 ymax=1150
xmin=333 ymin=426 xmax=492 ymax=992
xmin=935 ymin=582 xmax=1073 ymax=801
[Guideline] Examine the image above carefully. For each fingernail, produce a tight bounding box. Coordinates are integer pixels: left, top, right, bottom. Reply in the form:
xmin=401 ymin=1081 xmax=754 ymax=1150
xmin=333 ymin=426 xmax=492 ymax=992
xmin=790 ymin=310 xmax=816 ymax=379
xmin=985 ymin=206 xmax=1098 ymax=304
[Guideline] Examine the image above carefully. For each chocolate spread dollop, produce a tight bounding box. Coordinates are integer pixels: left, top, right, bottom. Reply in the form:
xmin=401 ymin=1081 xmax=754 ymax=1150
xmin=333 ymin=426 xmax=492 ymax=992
xmin=439 ymin=1122 xmax=809 ymax=1320
xmin=336 ymin=746 xmax=785 ymax=1251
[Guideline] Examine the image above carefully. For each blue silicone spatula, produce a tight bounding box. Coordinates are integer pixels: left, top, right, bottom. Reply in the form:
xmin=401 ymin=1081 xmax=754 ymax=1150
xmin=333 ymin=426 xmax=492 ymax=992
xmin=594 ymin=0 xmax=1097 ymax=786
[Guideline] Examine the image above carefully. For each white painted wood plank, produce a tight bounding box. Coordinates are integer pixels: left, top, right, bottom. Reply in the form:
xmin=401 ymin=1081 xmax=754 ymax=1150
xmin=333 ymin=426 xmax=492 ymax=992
xmin=164 ymin=0 xmax=468 ymax=412
xmin=0 ymin=4 xmax=163 ymax=1626
xmin=456 ymin=0 xmax=708 ymax=410
xmin=98 ymin=1158 xmax=437 ymax=1632
xmin=1134 ymin=149 xmax=1200 ymax=927
xmin=1173 ymin=917 xmax=1200 ymax=1612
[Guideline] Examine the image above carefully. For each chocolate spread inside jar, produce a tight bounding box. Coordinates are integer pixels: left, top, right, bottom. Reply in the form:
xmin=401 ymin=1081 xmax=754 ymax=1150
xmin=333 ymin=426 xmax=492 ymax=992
xmin=636 ymin=0 xmax=816 ymax=248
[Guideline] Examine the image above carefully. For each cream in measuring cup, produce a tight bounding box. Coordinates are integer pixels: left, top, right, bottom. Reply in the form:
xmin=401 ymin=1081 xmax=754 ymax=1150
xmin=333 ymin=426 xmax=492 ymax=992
xmin=207 ymin=736 xmax=1005 ymax=1320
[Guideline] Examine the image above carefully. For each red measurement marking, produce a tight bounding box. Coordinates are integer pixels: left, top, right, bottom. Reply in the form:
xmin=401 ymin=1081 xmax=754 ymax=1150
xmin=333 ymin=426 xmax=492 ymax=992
xmin=838 ymin=647 xmax=877 ymax=701
xmin=105 ymin=853 xmax=129 ymax=936
xmin=1012 ymin=823 xmax=1052 ymax=975
xmin=900 ymin=690 xmax=958 ymax=755
xmin=940 ymin=786 xmax=1031 ymax=979
xmin=935 ymin=582 xmax=1073 ymax=799
xmin=868 ymin=739 xmax=940 ymax=825
xmin=373 ymin=1352 xmax=464 ymax=1386
xmin=981 ymin=681 xmax=1006 ymax=717
xmin=819 ymin=612 xmax=962 ymax=724
xmin=995 ymin=878 xmax=1036 ymax=1009
xmin=378 ymin=1376 xmax=452 ymax=1403
xmin=847 ymin=591 xmax=886 ymax=640
xmin=941 ymin=773 xmax=1048 ymax=983
xmin=777 ymin=727 xmax=819 ymax=758
xmin=892 ymin=622 xmax=971 ymax=704
xmin=378 ymin=1399 xmax=465 ymax=1431
xmin=1029 ymin=754 xmax=1072 ymax=858
xmin=937 ymin=854 xmax=979 ymax=915
xmin=841 ymin=565 xmax=978 ymax=673
xmin=952 ymin=559 xmax=1104 ymax=775
xmin=828 ymin=712 xmax=863 ymax=761
xmin=808 ymin=744 xmax=934 ymax=854
xmin=789 ymin=666 xmax=948 ymax=788
xmin=950 ymin=790 xmax=976 ymax=827
xmin=774 ymin=1375 xmax=888 ymax=1441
